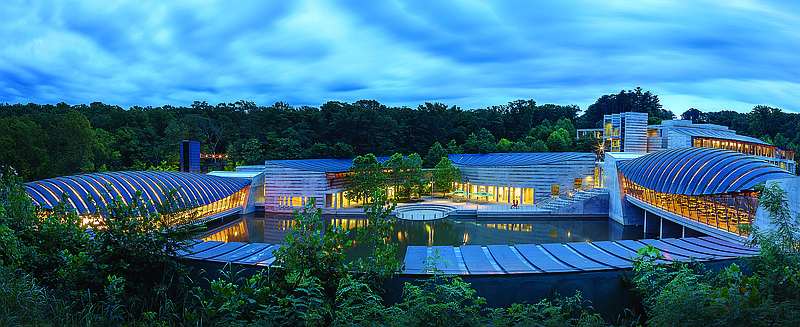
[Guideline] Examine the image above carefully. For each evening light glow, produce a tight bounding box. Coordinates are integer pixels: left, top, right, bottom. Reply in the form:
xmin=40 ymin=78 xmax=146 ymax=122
xmin=1 ymin=0 xmax=799 ymax=112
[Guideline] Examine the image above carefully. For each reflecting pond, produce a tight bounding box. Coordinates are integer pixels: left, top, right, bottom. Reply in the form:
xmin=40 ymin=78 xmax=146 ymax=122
xmin=202 ymin=212 xmax=643 ymax=261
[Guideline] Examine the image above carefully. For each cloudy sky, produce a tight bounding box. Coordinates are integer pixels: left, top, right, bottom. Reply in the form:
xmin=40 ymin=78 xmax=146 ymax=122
xmin=2 ymin=0 xmax=799 ymax=114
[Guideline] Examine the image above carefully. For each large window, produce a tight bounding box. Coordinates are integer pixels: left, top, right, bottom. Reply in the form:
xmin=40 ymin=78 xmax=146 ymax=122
xmin=194 ymin=185 xmax=250 ymax=219
xmin=693 ymin=137 xmax=795 ymax=161
xmin=621 ymin=175 xmax=757 ymax=236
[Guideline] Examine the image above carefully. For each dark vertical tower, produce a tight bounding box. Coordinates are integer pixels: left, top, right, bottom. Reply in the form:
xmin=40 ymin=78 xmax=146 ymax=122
xmin=180 ymin=140 xmax=201 ymax=173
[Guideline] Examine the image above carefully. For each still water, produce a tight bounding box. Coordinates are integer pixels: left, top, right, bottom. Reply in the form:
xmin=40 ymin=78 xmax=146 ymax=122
xmin=203 ymin=213 xmax=643 ymax=261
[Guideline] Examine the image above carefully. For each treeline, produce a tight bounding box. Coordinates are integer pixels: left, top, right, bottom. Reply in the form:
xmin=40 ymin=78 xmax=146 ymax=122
xmin=3 ymin=87 xmax=800 ymax=181
xmin=0 ymin=99 xmax=585 ymax=181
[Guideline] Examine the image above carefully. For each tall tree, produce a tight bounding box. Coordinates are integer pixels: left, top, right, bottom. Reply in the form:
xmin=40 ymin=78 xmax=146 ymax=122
xmin=749 ymin=105 xmax=783 ymax=139
xmin=345 ymin=154 xmax=385 ymax=204
xmin=432 ymin=157 xmax=461 ymax=196
xmin=52 ymin=110 xmax=97 ymax=175
xmin=424 ymin=142 xmax=448 ymax=168
xmin=579 ymin=87 xmax=672 ymax=128
xmin=680 ymin=108 xmax=708 ymax=123
xmin=399 ymin=153 xmax=424 ymax=201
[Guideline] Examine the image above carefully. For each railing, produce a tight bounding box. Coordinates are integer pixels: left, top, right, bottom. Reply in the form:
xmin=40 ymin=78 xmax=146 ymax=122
xmin=621 ymin=175 xmax=757 ymax=236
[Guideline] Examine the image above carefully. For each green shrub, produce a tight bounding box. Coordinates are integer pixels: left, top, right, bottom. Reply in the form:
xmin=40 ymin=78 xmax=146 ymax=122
xmin=486 ymin=292 xmax=608 ymax=327
xmin=0 ymin=267 xmax=48 ymax=326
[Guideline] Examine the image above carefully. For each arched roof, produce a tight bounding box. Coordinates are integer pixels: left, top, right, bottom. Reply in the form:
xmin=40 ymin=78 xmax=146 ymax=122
xmin=25 ymin=171 xmax=249 ymax=215
xmin=618 ymin=147 xmax=793 ymax=195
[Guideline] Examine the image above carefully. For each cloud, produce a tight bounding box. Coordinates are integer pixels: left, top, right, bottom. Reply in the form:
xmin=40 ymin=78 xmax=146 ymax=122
xmin=0 ymin=0 xmax=798 ymax=113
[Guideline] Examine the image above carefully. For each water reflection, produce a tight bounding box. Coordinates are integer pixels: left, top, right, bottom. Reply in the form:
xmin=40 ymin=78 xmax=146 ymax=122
xmin=202 ymin=212 xmax=644 ymax=261
xmin=201 ymin=213 xmax=264 ymax=243
xmin=254 ymin=213 xmax=642 ymax=261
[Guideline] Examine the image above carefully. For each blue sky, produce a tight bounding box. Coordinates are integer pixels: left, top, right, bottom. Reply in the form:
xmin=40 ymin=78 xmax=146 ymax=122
xmin=2 ymin=0 xmax=799 ymax=114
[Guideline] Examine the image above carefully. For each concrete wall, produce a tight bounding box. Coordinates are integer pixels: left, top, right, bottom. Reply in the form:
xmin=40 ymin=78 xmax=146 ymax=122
xmin=243 ymin=172 xmax=265 ymax=214
xmin=752 ymin=176 xmax=800 ymax=233
xmin=601 ymin=155 xmax=644 ymax=226
xmin=602 ymin=157 xmax=625 ymax=225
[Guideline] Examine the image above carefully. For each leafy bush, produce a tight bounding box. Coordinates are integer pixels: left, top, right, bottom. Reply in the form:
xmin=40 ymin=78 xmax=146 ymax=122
xmin=486 ymin=292 xmax=607 ymax=327
xmin=391 ymin=250 xmax=485 ymax=326
xmin=741 ymin=182 xmax=800 ymax=302
xmin=0 ymin=267 xmax=48 ymax=326
xmin=0 ymin=165 xmax=204 ymax=325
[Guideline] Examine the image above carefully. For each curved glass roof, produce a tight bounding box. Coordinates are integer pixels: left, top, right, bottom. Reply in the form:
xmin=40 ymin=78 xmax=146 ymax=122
xmin=25 ymin=171 xmax=249 ymax=215
xmin=449 ymin=153 xmax=594 ymax=167
xmin=618 ymin=147 xmax=792 ymax=195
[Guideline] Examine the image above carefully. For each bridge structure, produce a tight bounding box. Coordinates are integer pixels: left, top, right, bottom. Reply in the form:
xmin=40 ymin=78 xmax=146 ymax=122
xmin=602 ymin=148 xmax=795 ymax=244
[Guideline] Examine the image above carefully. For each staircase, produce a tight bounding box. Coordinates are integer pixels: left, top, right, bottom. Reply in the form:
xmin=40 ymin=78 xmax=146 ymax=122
xmin=537 ymin=188 xmax=609 ymax=211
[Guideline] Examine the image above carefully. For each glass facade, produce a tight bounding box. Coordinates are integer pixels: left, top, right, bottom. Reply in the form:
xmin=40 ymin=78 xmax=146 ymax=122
xmin=621 ymin=175 xmax=757 ymax=236
xmin=194 ymin=185 xmax=250 ymax=219
xmin=452 ymin=182 xmax=536 ymax=204
xmin=693 ymin=137 xmax=795 ymax=161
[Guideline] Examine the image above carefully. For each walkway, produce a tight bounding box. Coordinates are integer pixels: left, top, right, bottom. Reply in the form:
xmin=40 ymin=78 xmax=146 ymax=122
xmin=177 ymin=236 xmax=758 ymax=275
xmin=262 ymin=188 xmax=607 ymax=217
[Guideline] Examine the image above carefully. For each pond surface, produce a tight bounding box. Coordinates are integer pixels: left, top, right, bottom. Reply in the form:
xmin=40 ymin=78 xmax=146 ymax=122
xmin=203 ymin=213 xmax=643 ymax=261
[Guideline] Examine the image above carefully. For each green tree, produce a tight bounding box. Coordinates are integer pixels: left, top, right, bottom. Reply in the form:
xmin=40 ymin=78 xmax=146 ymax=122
xmin=354 ymin=189 xmax=402 ymax=288
xmin=546 ymin=128 xmax=570 ymax=152
xmin=0 ymin=116 xmax=47 ymax=180
xmin=52 ymin=110 xmax=98 ymax=175
xmin=345 ymin=154 xmax=385 ymax=204
xmin=742 ymin=182 xmax=800 ymax=302
xmin=401 ymin=153 xmax=424 ymax=200
xmin=579 ymin=87 xmax=671 ymax=128
xmin=531 ymin=140 xmax=549 ymax=153
xmin=530 ymin=119 xmax=553 ymax=142
xmin=432 ymin=157 xmax=462 ymax=196
xmin=387 ymin=153 xmax=424 ymax=201
xmin=749 ymin=105 xmax=783 ymax=140
xmin=681 ymin=108 xmax=708 ymax=123
xmin=773 ymin=133 xmax=790 ymax=149
xmin=497 ymin=138 xmax=514 ymax=152
xmin=273 ymin=198 xmax=352 ymax=299
xmin=228 ymin=138 xmax=266 ymax=165
xmin=462 ymin=128 xmax=496 ymax=154
xmin=445 ymin=139 xmax=461 ymax=155
xmin=510 ymin=141 xmax=531 ymax=153
xmin=385 ymin=153 xmax=405 ymax=199
xmin=273 ymin=138 xmax=305 ymax=159
xmin=576 ymin=134 xmax=601 ymax=153
xmin=554 ymin=118 xmax=577 ymax=141
xmin=424 ymin=142 xmax=448 ymax=168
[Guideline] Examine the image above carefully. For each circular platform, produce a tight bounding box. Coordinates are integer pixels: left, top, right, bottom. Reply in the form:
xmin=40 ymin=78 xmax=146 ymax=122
xmin=394 ymin=204 xmax=457 ymax=221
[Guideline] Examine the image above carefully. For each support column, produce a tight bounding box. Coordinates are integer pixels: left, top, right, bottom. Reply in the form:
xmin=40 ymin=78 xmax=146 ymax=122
xmin=643 ymin=211 xmax=647 ymax=239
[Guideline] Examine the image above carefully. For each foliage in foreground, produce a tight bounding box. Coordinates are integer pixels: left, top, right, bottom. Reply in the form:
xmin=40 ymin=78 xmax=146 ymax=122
xmin=0 ymin=166 xmax=204 ymax=326
xmin=630 ymin=181 xmax=800 ymax=327
xmin=7 ymin=164 xmax=800 ymax=326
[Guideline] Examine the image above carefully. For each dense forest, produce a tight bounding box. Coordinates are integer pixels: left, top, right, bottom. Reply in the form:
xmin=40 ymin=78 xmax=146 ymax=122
xmin=2 ymin=87 xmax=799 ymax=181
